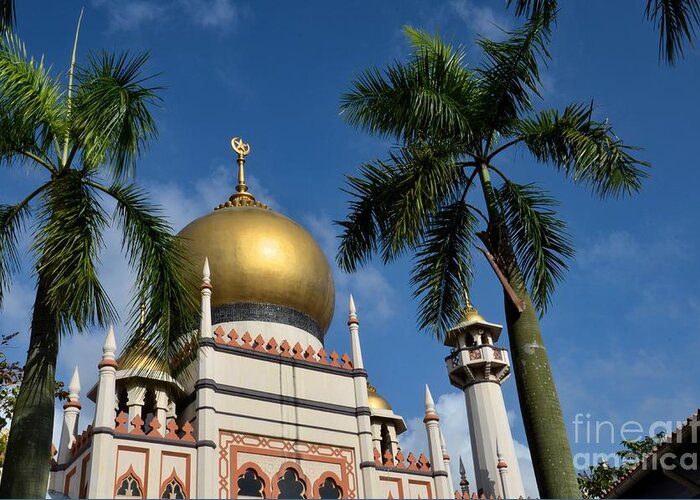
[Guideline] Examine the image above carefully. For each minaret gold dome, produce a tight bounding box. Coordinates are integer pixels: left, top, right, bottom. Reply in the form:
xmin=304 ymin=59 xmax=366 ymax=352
xmin=177 ymin=138 xmax=335 ymax=338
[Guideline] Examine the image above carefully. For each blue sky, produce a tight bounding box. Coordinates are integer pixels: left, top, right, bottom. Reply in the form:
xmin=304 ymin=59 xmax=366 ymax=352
xmin=2 ymin=1 xmax=699 ymax=496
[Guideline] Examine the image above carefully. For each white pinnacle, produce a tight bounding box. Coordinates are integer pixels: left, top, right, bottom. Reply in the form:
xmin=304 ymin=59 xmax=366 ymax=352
xmin=68 ymin=366 xmax=81 ymax=398
xmin=424 ymin=384 xmax=436 ymax=412
xmin=102 ymin=325 xmax=116 ymax=356
xmin=349 ymin=293 xmax=356 ymax=317
xmin=203 ymin=257 xmax=211 ymax=282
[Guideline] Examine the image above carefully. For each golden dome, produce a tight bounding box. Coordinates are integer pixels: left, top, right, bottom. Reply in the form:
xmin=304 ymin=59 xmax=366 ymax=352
xmin=367 ymin=383 xmax=393 ymax=411
xmin=177 ymin=138 xmax=335 ymax=336
xmin=460 ymin=304 xmax=485 ymax=323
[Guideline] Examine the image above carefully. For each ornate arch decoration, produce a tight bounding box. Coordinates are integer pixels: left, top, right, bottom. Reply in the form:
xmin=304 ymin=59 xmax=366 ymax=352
xmin=270 ymin=462 xmax=311 ymax=499
xmin=114 ymin=465 xmax=145 ymax=498
xmin=234 ymin=462 xmax=271 ymax=499
xmin=312 ymin=471 xmax=344 ymax=499
xmin=160 ymin=468 xmax=187 ymax=499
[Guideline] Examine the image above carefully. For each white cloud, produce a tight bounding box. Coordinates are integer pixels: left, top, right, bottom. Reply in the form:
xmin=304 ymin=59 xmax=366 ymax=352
xmin=400 ymin=391 xmax=539 ymax=497
xmin=450 ymin=0 xmax=509 ymax=40
xmin=303 ymin=213 xmax=397 ymax=323
xmin=92 ymin=0 xmax=164 ymax=32
xmin=180 ymin=0 xmax=237 ymax=29
xmin=92 ymin=0 xmax=237 ymax=32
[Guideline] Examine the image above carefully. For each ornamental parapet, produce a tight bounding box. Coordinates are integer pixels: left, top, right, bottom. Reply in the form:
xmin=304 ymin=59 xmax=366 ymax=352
xmin=445 ymin=345 xmax=511 ymax=389
xmin=213 ymin=326 xmax=354 ymax=370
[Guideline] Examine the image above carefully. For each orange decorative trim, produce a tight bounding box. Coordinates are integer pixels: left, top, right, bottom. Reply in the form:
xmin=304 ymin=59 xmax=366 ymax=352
xmin=114 ymin=464 xmax=146 ymax=498
xmin=379 ymin=475 xmax=404 ymax=499
xmin=200 ymin=282 xmax=212 ymax=290
xmin=79 ymin=453 xmax=90 ymax=499
xmin=63 ymin=400 xmax=82 ymax=410
xmin=423 ymin=414 xmax=440 ymax=423
xmin=347 ymin=318 xmax=359 ymax=326
xmin=408 ymin=478 xmax=434 ymax=499
xmin=233 ymin=461 xmax=271 ymax=498
xmin=159 ymin=467 xmax=187 ymax=499
xmin=270 ymin=461 xmax=312 ymax=499
xmin=64 ymin=467 xmax=77 ymax=497
xmin=220 ymin=431 xmax=356 ymax=499
xmin=160 ymin=451 xmax=192 ymax=499
xmin=98 ymin=358 xmax=119 ymax=369
xmin=312 ymin=471 xmax=344 ymax=498
xmin=211 ymin=329 xmax=355 ymax=370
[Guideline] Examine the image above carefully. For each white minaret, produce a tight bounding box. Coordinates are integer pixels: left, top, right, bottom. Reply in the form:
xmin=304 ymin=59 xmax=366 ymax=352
xmin=57 ymin=366 xmax=81 ymax=463
xmin=196 ymin=257 xmax=218 ymax=498
xmin=88 ymin=326 xmax=118 ymax=498
xmin=348 ymin=294 xmax=378 ymax=498
xmin=443 ymin=298 xmax=524 ymax=498
xmin=423 ymin=385 xmax=451 ymax=498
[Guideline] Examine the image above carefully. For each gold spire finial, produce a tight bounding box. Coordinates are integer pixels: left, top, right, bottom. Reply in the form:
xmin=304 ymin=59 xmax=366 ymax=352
xmin=231 ymin=137 xmax=251 ymax=194
xmin=460 ymin=290 xmax=484 ymax=322
xmin=215 ymin=136 xmax=269 ymax=210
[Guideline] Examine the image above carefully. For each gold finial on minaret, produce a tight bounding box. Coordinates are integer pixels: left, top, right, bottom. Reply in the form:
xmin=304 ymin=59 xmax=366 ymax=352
xmin=215 ymin=136 xmax=269 ymax=210
xmin=231 ymin=136 xmax=251 ymax=194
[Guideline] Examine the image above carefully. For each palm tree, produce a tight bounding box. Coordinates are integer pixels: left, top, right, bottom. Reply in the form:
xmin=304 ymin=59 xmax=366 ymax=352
xmin=508 ymin=0 xmax=700 ymax=64
xmin=336 ymin=15 xmax=648 ymax=498
xmin=0 ymin=30 xmax=197 ymax=497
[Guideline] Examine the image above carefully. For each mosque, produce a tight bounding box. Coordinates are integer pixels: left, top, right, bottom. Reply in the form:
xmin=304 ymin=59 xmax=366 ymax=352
xmin=48 ymin=138 xmax=526 ymax=499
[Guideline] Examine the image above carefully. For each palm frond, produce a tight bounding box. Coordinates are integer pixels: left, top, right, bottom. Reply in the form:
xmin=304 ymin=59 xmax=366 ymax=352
xmin=336 ymin=139 xmax=463 ymax=271
xmin=72 ymin=51 xmax=160 ymax=178
xmin=515 ymin=103 xmax=649 ymax=198
xmin=0 ymin=203 xmax=28 ymax=306
xmin=0 ymin=34 xmax=63 ymax=163
xmin=34 ymin=171 xmax=116 ymax=334
xmin=411 ymin=200 xmax=477 ymax=338
xmin=645 ymin=0 xmax=700 ymax=64
xmin=340 ymin=27 xmax=476 ymax=143
xmin=95 ymin=182 xmax=198 ymax=373
xmin=476 ymin=12 xmax=551 ymax=138
xmin=506 ymin=0 xmax=558 ymax=22
xmin=0 ymin=0 xmax=14 ymax=34
xmin=496 ymin=181 xmax=573 ymax=314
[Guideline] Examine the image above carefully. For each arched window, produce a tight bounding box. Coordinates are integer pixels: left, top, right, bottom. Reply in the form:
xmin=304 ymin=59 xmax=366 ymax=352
xmin=276 ymin=468 xmax=307 ymax=499
xmin=115 ymin=468 xmax=144 ymax=498
xmin=117 ymin=386 xmax=128 ymax=416
xmin=237 ymin=468 xmax=265 ymax=498
xmin=161 ymin=477 xmax=186 ymax=499
xmin=380 ymin=423 xmax=392 ymax=457
xmin=318 ymin=477 xmax=342 ymax=499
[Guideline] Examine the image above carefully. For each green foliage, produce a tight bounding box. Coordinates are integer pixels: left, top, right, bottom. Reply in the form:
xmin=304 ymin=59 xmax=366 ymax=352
xmin=578 ymin=432 xmax=666 ymax=498
xmin=337 ymin=19 xmax=648 ymax=338
xmin=495 ymin=181 xmax=573 ymax=313
xmin=0 ymin=0 xmax=14 ymax=34
xmin=0 ymin=32 xmax=198 ymax=358
xmin=515 ymin=103 xmax=649 ymax=198
xmin=508 ymin=0 xmax=700 ymax=65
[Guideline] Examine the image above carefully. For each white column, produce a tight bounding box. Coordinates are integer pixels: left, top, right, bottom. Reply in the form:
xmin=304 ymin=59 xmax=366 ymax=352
xmin=88 ymin=326 xmax=118 ymax=498
xmin=196 ymin=257 xmax=218 ymax=498
xmin=155 ymin=390 xmax=169 ymax=437
xmin=440 ymin=429 xmax=455 ymax=494
xmin=464 ymin=382 xmax=524 ymax=497
xmin=423 ymin=385 xmax=451 ymax=499
xmin=57 ymin=366 xmax=81 ymax=463
xmin=348 ymin=295 xmax=378 ymax=498
xmin=126 ymin=385 xmax=146 ymax=430
xmin=348 ymin=294 xmax=364 ymax=369
xmin=497 ymin=441 xmax=510 ymax=499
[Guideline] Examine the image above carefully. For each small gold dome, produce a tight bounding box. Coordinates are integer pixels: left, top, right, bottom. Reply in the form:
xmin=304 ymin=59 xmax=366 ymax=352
xmin=367 ymin=383 xmax=393 ymax=411
xmin=460 ymin=304 xmax=485 ymax=323
xmin=178 ymin=206 xmax=336 ymax=335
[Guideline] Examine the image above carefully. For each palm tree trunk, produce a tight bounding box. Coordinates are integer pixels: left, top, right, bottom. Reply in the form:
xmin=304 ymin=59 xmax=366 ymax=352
xmin=0 ymin=272 xmax=59 ymax=499
xmin=503 ymin=277 xmax=580 ymax=498
xmin=477 ymin=163 xmax=579 ymax=497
